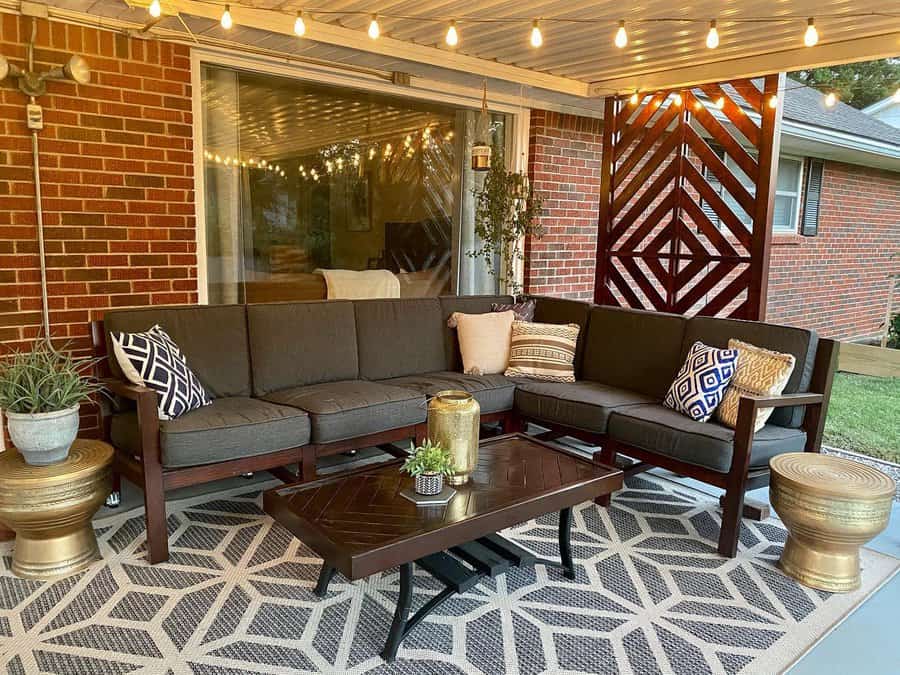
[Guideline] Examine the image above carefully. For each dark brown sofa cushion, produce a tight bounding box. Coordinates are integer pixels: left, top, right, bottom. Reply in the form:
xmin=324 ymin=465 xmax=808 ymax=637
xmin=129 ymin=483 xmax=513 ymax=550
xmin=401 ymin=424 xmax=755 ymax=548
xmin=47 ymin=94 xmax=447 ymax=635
xmin=248 ymin=301 xmax=358 ymax=396
xmin=110 ymin=397 xmax=310 ymax=468
xmin=438 ymin=295 xmax=513 ymax=371
xmin=581 ymin=306 xmax=687 ymax=399
xmin=262 ymin=380 xmax=426 ymax=443
xmin=607 ymin=403 xmax=807 ymax=472
xmin=382 ymin=371 xmax=516 ymax=414
xmin=514 ymin=381 xmax=656 ymax=433
xmin=530 ymin=296 xmax=593 ymax=378
xmin=354 ymin=299 xmax=446 ymax=380
xmin=104 ymin=305 xmax=251 ymax=398
xmin=680 ymin=317 xmax=818 ymax=428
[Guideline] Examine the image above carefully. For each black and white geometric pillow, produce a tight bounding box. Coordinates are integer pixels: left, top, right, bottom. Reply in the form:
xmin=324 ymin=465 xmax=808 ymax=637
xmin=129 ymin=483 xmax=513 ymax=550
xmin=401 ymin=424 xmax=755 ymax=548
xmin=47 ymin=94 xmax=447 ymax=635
xmin=111 ymin=325 xmax=212 ymax=420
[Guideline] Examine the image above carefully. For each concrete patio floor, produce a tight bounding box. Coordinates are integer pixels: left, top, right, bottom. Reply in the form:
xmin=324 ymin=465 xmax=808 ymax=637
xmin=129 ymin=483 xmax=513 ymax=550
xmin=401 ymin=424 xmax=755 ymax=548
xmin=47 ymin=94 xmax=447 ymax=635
xmin=99 ymin=436 xmax=900 ymax=674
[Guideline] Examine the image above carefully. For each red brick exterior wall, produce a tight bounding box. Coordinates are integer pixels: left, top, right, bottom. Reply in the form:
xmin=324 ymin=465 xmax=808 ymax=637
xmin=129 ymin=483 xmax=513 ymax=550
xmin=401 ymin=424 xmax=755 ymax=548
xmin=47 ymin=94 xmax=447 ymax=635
xmin=767 ymin=161 xmax=900 ymax=341
xmin=0 ymin=16 xmax=196 ymax=439
xmin=525 ymin=107 xmax=900 ymax=341
xmin=524 ymin=110 xmax=602 ymax=300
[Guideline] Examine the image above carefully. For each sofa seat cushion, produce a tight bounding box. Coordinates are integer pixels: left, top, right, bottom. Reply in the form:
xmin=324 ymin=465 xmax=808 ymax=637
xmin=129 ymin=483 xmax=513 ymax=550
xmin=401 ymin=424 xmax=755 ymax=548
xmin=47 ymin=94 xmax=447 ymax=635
xmin=607 ymin=404 xmax=807 ymax=473
xmin=262 ymin=380 xmax=426 ymax=443
xmin=110 ymin=397 xmax=310 ymax=469
xmin=382 ymin=372 xmax=516 ymax=414
xmin=515 ymin=381 xmax=656 ymax=433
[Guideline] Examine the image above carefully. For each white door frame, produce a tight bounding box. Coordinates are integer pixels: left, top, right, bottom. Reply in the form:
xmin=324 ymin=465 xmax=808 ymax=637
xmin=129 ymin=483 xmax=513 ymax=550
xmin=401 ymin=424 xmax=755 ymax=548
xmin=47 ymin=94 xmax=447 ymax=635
xmin=191 ymin=47 xmax=531 ymax=303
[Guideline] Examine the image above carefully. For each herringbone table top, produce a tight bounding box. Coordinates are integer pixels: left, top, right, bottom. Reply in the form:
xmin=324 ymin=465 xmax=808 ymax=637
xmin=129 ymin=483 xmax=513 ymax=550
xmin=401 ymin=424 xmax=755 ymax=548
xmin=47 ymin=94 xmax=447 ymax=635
xmin=264 ymin=434 xmax=621 ymax=578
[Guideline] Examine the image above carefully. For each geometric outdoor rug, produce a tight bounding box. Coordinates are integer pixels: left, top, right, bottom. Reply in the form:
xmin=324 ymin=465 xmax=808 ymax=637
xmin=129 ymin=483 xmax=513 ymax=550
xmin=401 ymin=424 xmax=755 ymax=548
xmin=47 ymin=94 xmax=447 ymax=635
xmin=0 ymin=474 xmax=896 ymax=674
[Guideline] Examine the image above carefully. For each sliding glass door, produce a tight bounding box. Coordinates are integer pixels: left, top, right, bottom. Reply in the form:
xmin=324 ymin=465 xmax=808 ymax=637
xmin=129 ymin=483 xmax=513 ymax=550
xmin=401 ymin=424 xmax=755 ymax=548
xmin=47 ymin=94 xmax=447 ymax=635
xmin=200 ymin=64 xmax=513 ymax=303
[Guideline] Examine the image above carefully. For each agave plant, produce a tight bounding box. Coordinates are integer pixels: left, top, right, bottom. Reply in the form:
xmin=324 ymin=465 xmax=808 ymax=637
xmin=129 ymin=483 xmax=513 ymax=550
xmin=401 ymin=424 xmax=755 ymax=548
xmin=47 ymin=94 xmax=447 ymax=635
xmin=0 ymin=339 xmax=104 ymax=414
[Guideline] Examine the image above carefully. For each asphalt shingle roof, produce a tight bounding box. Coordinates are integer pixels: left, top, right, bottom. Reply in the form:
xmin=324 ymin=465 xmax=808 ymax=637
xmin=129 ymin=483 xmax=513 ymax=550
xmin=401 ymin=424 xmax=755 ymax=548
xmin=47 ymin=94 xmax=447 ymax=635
xmin=781 ymin=78 xmax=900 ymax=147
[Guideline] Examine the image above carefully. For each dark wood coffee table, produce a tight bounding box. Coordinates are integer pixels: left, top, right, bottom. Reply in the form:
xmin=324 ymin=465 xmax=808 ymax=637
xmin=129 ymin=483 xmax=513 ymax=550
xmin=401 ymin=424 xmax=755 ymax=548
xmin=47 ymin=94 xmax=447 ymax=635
xmin=263 ymin=433 xmax=622 ymax=661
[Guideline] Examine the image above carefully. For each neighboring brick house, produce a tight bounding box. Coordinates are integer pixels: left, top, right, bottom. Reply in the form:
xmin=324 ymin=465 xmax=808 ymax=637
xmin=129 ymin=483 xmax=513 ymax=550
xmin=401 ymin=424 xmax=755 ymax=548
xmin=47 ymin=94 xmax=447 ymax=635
xmin=526 ymin=84 xmax=900 ymax=342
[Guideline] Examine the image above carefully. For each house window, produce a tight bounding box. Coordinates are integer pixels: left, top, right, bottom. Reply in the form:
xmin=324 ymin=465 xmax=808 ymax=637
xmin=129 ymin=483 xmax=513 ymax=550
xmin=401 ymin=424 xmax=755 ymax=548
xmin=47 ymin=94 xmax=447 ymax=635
xmin=199 ymin=64 xmax=514 ymax=304
xmin=705 ymin=149 xmax=804 ymax=233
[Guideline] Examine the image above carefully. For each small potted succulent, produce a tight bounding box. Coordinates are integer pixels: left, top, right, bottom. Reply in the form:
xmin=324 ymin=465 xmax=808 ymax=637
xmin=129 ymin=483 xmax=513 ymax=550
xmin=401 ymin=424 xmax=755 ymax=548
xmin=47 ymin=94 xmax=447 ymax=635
xmin=401 ymin=439 xmax=456 ymax=496
xmin=0 ymin=339 xmax=103 ymax=466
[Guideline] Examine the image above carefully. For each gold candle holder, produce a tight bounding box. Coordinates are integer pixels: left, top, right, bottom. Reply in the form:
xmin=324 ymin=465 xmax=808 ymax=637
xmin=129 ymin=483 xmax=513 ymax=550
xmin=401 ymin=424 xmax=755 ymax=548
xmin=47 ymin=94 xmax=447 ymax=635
xmin=427 ymin=391 xmax=480 ymax=485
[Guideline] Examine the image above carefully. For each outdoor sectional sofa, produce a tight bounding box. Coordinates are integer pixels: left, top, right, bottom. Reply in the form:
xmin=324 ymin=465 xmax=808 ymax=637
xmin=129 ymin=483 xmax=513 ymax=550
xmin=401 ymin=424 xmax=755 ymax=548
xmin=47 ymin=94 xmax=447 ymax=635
xmin=91 ymin=294 xmax=837 ymax=564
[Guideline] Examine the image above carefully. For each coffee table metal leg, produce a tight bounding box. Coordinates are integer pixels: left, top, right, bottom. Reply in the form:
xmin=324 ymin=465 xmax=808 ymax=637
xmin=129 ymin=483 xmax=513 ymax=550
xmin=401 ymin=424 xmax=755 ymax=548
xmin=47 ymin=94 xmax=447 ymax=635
xmin=381 ymin=562 xmax=413 ymax=662
xmin=559 ymin=507 xmax=575 ymax=579
xmin=314 ymin=563 xmax=336 ymax=597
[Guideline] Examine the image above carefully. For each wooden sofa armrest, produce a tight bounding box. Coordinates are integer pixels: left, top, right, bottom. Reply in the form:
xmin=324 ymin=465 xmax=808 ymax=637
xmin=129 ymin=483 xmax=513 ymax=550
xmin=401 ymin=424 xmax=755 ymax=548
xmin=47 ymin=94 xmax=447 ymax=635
xmin=737 ymin=392 xmax=825 ymax=411
xmin=102 ymin=378 xmax=156 ymax=402
xmin=101 ymin=378 xmax=161 ymax=464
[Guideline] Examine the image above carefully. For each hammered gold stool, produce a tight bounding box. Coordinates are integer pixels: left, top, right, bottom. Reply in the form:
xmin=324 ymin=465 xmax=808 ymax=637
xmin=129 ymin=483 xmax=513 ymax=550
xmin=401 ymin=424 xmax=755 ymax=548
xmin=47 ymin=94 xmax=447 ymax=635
xmin=770 ymin=453 xmax=894 ymax=592
xmin=0 ymin=440 xmax=113 ymax=579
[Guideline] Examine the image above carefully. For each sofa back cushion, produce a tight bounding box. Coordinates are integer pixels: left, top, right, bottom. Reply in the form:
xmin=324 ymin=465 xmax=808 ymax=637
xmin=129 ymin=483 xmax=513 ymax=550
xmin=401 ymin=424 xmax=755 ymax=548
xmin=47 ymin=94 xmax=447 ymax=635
xmin=439 ymin=295 xmax=513 ymax=371
xmin=681 ymin=316 xmax=818 ymax=428
xmin=530 ymin=296 xmax=593 ymax=378
xmin=355 ymin=298 xmax=446 ymax=380
xmin=104 ymin=305 xmax=251 ymax=398
xmin=582 ymin=306 xmax=687 ymax=398
xmin=248 ymin=301 xmax=359 ymax=396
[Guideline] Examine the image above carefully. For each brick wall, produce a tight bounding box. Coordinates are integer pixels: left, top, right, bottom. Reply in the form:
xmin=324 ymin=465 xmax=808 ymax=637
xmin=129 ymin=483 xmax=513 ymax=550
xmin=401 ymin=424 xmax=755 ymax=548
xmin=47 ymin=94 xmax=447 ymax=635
xmin=524 ymin=107 xmax=900 ymax=341
xmin=767 ymin=161 xmax=900 ymax=341
xmin=0 ymin=16 xmax=196 ymax=439
xmin=524 ymin=110 xmax=602 ymax=300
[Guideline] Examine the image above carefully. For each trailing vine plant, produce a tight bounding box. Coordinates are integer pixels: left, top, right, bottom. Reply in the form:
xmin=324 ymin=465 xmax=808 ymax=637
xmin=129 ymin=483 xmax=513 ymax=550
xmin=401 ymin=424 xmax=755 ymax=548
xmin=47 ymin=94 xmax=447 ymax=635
xmin=468 ymin=151 xmax=544 ymax=296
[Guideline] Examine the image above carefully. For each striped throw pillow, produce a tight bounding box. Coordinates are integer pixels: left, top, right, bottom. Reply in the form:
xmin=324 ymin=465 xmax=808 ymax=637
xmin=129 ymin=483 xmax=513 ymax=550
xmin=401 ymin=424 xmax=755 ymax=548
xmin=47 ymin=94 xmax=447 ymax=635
xmin=504 ymin=321 xmax=580 ymax=382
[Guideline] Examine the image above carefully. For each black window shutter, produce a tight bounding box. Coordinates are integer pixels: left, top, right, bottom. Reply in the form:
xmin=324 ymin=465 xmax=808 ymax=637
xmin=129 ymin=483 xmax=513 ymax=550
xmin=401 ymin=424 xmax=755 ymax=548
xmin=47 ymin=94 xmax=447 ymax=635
xmin=801 ymin=159 xmax=824 ymax=236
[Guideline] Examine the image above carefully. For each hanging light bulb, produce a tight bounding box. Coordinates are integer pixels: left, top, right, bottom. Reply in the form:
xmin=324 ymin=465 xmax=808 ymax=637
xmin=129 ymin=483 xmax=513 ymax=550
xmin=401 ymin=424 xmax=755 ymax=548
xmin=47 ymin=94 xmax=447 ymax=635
xmin=530 ymin=20 xmax=543 ymax=48
xmin=706 ymin=20 xmax=719 ymax=49
xmin=824 ymin=91 xmax=837 ymax=107
xmin=149 ymin=0 xmax=161 ymax=18
xmin=614 ymin=20 xmax=628 ymax=49
xmin=294 ymin=11 xmax=306 ymax=37
xmin=804 ymin=18 xmax=818 ymax=47
xmin=446 ymin=20 xmax=459 ymax=47
xmin=672 ymin=92 xmax=683 ymax=106
xmin=714 ymin=96 xmax=725 ymax=110
xmin=768 ymin=95 xmax=778 ymax=109
xmin=368 ymin=14 xmax=380 ymax=39
xmin=629 ymin=91 xmax=639 ymax=105
xmin=220 ymin=4 xmax=233 ymax=29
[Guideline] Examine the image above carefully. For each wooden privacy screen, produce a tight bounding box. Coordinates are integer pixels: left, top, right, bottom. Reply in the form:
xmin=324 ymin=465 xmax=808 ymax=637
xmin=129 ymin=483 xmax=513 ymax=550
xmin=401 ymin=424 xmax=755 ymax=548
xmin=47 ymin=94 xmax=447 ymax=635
xmin=594 ymin=74 xmax=784 ymax=319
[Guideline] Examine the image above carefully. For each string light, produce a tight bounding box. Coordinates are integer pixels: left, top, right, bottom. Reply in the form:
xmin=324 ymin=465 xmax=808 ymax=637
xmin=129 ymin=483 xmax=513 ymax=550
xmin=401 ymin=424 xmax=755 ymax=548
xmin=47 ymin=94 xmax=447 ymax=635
xmin=768 ymin=95 xmax=778 ymax=109
xmin=294 ymin=11 xmax=306 ymax=37
xmin=706 ymin=20 xmax=719 ymax=49
xmin=714 ymin=96 xmax=725 ymax=109
xmin=148 ymin=0 xmax=161 ymax=18
xmin=367 ymin=14 xmax=380 ymax=39
xmin=824 ymin=91 xmax=837 ymax=107
xmin=446 ymin=20 xmax=459 ymax=47
xmin=614 ymin=20 xmax=627 ymax=49
xmin=672 ymin=92 xmax=682 ymax=106
xmin=530 ymin=19 xmax=543 ymax=48
xmin=220 ymin=4 xmax=233 ymax=29
xmin=629 ymin=91 xmax=639 ymax=105
xmin=803 ymin=18 xmax=818 ymax=47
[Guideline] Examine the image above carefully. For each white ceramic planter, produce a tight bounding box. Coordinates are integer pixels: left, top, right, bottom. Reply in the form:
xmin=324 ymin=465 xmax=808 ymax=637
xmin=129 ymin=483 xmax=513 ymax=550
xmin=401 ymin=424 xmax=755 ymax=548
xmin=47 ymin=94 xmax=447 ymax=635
xmin=414 ymin=472 xmax=444 ymax=496
xmin=6 ymin=406 xmax=80 ymax=466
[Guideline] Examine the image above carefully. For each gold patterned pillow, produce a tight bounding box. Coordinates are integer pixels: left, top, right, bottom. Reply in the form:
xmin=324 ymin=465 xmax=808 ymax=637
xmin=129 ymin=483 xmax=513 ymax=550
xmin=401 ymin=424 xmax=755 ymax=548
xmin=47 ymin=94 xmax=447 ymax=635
xmin=504 ymin=321 xmax=580 ymax=382
xmin=717 ymin=339 xmax=796 ymax=432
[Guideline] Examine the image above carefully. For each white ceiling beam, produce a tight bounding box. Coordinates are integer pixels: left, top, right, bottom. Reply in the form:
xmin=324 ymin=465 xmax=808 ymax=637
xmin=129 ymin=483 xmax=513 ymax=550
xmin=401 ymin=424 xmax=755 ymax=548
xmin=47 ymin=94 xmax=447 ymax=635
xmin=127 ymin=0 xmax=591 ymax=97
xmin=589 ymin=31 xmax=900 ymax=95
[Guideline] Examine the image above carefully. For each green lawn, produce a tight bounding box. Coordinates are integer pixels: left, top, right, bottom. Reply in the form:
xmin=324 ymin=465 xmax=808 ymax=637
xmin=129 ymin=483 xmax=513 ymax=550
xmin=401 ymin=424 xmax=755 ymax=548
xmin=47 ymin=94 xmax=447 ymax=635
xmin=823 ymin=372 xmax=900 ymax=464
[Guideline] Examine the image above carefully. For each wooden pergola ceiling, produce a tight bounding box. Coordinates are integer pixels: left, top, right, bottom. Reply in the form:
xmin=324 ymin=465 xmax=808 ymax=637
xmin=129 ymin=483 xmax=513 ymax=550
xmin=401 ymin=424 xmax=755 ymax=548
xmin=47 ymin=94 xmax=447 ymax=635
xmin=131 ymin=0 xmax=900 ymax=96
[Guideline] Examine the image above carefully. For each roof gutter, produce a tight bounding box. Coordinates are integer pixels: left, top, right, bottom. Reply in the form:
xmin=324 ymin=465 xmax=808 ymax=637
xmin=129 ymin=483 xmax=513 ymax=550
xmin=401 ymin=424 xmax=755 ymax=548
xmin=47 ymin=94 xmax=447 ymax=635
xmin=781 ymin=118 xmax=900 ymax=161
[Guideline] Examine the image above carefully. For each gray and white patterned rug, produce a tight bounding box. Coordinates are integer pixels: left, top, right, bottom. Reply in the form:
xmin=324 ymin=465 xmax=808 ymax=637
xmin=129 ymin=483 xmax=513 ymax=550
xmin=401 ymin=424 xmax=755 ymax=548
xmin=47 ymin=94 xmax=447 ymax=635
xmin=0 ymin=473 xmax=896 ymax=675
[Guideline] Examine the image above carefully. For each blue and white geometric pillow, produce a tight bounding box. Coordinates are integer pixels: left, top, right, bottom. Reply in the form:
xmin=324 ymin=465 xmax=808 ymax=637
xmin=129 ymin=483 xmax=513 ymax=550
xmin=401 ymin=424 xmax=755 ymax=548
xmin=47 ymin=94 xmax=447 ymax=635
xmin=111 ymin=325 xmax=211 ymax=420
xmin=664 ymin=341 xmax=739 ymax=422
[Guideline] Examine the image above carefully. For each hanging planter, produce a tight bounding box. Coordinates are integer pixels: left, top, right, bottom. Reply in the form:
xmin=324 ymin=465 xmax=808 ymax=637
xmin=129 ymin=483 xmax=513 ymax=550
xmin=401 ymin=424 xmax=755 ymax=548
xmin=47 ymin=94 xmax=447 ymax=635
xmin=471 ymin=81 xmax=492 ymax=172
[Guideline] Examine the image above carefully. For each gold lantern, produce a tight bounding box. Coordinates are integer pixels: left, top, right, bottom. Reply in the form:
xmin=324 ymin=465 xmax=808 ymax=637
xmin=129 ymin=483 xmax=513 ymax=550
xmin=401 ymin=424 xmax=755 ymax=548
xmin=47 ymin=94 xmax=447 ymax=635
xmin=427 ymin=391 xmax=480 ymax=485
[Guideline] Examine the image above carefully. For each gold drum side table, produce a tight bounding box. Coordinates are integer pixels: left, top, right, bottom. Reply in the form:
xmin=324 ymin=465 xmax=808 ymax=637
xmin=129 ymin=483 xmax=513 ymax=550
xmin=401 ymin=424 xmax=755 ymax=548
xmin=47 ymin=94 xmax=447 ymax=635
xmin=427 ymin=390 xmax=480 ymax=486
xmin=770 ymin=453 xmax=894 ymax=592
xmin=0 ymin=440 xmax=113 ymax=579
